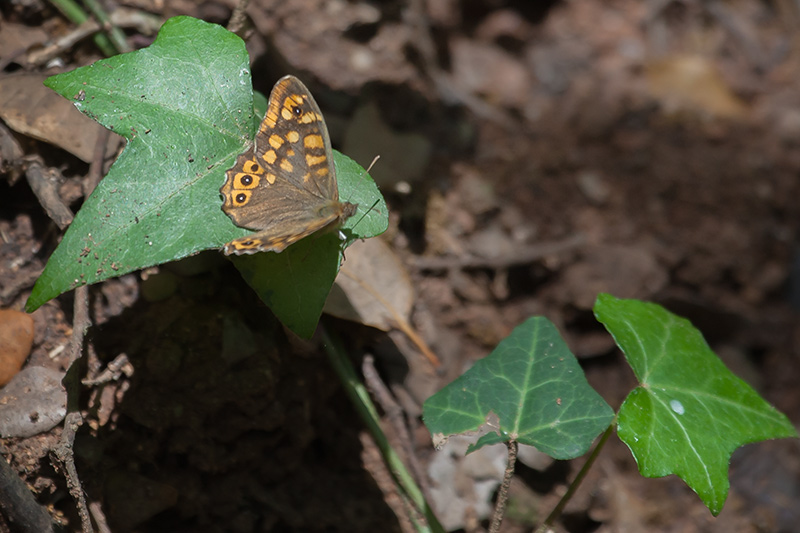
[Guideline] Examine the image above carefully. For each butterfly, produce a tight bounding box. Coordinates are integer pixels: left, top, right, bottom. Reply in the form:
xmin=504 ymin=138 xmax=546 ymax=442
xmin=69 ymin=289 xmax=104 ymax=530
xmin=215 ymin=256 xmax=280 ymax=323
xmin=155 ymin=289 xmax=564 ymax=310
xmin=220 ymin=75 xmax=357 ymax=255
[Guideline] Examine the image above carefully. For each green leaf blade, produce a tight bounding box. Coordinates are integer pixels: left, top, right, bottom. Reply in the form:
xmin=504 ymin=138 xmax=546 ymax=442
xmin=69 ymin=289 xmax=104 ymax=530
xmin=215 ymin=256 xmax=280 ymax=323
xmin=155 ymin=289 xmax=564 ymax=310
xmin=423 ymin=317 xmax=614 ymax=459
xmin=27 ymin=16 xmax=253 ymax=311
xmin=594 ymin=293 xmax=797 ymax=515
xmin=26 ymin=14 xmax=388 ymax=327
xmin=228 ymin=150 xmax=386 ymax=339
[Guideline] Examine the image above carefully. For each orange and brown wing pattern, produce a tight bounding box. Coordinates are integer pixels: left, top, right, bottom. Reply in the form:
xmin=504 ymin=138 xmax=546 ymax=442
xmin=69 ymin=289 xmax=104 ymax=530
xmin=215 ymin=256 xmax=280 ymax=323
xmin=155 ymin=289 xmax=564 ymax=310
xmin=219 ymin=75 xmax=357 ymax=256
xmin=253 ymin=75 xmax=338 ymax=200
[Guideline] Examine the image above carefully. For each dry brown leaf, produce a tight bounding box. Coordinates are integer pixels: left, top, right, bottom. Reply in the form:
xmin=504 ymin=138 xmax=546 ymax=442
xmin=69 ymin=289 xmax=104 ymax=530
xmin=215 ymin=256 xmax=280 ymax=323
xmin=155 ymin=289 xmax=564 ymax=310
xmin=327 ymin=238 xmax=440 ymax=367
xmin=0 ymin=22 xmax=48 ymax=63
xmin=0 ymin=72 xmax=120 ymax=163
xmin=326 ymin=237 xmax=413 ymax=330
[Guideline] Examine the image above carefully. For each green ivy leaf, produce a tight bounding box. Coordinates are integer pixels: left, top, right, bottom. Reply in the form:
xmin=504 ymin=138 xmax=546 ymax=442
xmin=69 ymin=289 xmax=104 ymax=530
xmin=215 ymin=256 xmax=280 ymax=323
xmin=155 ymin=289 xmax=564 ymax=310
xmin=422 ymin=317 xmax=614 ymax=458
xmin=594 ymin=293 xmax=797 ymax=516
xmin=25 ymin=16 xmax=387 ymax=337
xmin=230 ymin=153 xmax=386 ymax=338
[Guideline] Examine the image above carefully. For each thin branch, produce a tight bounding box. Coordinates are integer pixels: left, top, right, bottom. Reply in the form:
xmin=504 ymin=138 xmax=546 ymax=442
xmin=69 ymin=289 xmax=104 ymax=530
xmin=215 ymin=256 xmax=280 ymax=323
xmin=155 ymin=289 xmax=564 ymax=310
xmin=362 ymin=355 xmax=432 ymax=500
xmin=27 ymin=8 xmax=161 ymax=66
xmin=48 ymin=0 xmax=116 ymax=56
xmin=85 ymin=128 xmax=112 ymax=196
xmin=0 ymin=453 xmax=55 ymax=532
xmin=227 ymin=0 xmax=251 ymax=34
xmin=410 ymin=234 xmax=585 ymax=272
xmin=52 ymin=285 xmax=93 ymax=533
xmin=321 ymin=324 xmax=445 ymax=533
xmin=25 ymin=161 xmax=73 ymax=231
xmin=489 ymin=441 xmax=518 ymax=533
xmin=53 ymin=413 xmax=91 ymax=533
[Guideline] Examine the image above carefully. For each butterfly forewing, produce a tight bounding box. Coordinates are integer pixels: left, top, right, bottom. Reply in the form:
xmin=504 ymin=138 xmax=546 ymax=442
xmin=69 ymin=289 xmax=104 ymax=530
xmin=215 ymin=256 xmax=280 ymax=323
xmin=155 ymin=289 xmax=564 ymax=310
xmin=254 ymin=77 xmax=338 ymax=201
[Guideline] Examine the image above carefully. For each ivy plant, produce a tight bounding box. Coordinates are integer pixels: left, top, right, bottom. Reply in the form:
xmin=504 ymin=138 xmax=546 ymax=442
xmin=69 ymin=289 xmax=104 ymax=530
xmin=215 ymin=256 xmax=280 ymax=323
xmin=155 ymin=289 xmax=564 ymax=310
xmin=423 ymin=294 xmax=796 ymax=531
xmin=26 ymin=16 xmax=387 ymax=337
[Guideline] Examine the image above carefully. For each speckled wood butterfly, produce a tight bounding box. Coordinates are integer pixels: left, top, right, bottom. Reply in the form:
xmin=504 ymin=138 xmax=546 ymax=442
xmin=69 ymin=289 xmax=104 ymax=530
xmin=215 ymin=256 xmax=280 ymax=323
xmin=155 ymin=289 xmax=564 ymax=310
xmin=220 ymin=75 xmax=357 ymax=255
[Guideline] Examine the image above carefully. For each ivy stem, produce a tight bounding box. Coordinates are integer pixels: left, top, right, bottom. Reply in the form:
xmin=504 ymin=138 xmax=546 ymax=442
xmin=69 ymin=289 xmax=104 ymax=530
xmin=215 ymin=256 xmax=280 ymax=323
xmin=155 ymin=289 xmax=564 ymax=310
xmin=82 ymin=0 xmax=132 ymax=53
xmin=321 ymin=324 xmax=445 ymax=533
xmin=489 ymin=440 xmax=518 ymax=533
xmin=536 ymin=422 xmax=615 ymax=533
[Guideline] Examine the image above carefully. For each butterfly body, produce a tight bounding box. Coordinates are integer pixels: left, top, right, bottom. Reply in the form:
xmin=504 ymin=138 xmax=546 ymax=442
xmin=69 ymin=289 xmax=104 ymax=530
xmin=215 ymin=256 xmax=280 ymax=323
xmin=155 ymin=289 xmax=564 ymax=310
xmin=220 ymin=75 xmax=357 ymax=255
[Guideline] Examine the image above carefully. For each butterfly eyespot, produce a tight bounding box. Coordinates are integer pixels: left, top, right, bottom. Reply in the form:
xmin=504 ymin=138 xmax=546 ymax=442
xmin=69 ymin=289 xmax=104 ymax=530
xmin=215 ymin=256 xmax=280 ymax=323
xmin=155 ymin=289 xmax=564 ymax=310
xmin=240 ymin=175 xmax=253 ymax=186
xmin=292 ymin=105 xmax=302 ymax=117
xmin=235 ymin=193 xmax=247 ymax=204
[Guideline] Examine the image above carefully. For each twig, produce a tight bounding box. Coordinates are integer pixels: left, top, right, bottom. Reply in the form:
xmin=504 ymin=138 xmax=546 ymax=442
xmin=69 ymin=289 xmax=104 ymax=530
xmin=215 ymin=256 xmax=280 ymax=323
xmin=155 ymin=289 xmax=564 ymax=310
xmin=410 ymin=234 xmax=585 ymax=271
xmin=359 ymin=432 xmax=418 ymax=533
xmin=88 ymin=501 xmax=111 ymax=533
xmin=0 ymin=453 xmax=55 ymax=532
xmin=85 ymin=128 xmax=112 ymax=196
xmin=27 ymin=8 xmax=161 ymax=66
xmin=82 ymin=353 xmax=131 ymax=386
xmin=227 ymin=0 xmax=251 ymax=34
xmin=53 ymin=413 xmax=91 ymax=533
xmin=27 ymin=18 xmax=99 ymax=66
xmin=489 ymin=441 xmax=518 ymax=533
xmin=52 ymin=285 xmax=93 ymax=533
xmin=362 ymin=355 xmax=432 ymax=501
xmin=24 ymin=160 xmax=73 ymax=231
xmin=321 ymin=324 xmax=445 ymax=533
xmin=48 ymin=0 xmax=116 ymax=56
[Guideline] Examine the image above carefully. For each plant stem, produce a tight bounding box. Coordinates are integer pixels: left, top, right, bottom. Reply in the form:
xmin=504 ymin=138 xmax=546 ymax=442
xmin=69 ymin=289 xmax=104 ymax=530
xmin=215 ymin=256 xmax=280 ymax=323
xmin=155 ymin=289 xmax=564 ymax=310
xmin=48 ymin=0 xmax=117 ymax=56
xmin=321 ymin=325 xmax=445 ymax=533
xmin=82 ymin=0 xmax=132 ymax=53
xmin=535 ymin=422 xmax=615 ymax=533
xmin=489 ymin=440 xmax=518 ymax=533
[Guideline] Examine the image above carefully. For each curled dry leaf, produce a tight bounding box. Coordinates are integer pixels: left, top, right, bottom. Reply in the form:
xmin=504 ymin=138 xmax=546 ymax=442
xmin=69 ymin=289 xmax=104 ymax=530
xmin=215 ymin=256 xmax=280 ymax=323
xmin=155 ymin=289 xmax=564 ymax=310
xmin=427 ymin=434 xmax=508 ymax=530
xmin=0 ymin=72 xmax=120 ymax=163
xmin=326 ymin=237 xmax=440 ymax=366
xmin=326 ymin=237 xmax=413 ymax=331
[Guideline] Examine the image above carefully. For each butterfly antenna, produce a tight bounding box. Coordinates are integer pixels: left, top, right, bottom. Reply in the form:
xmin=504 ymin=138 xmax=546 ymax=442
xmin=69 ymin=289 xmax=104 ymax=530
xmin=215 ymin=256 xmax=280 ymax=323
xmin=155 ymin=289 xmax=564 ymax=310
xmin=349 ymin=154 xmax=381 ymax=230
xmin=352 ymin=198 xmax=381 ymax=229
xmin=365 ymin=155 xmax=380 ymax=175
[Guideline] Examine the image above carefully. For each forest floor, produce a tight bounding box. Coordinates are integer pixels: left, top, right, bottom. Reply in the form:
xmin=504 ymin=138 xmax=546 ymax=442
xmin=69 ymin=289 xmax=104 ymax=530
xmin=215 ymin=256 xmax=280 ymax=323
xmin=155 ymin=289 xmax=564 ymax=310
xmin=1 ymin=0 xmax=799 ymax=532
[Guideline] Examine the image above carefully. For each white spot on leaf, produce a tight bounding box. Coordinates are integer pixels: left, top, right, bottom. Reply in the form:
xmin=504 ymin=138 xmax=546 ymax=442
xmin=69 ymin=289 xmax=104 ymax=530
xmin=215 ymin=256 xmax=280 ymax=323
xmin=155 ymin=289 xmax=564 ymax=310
xmin=670 ymin=399 xmax=685 ymax=415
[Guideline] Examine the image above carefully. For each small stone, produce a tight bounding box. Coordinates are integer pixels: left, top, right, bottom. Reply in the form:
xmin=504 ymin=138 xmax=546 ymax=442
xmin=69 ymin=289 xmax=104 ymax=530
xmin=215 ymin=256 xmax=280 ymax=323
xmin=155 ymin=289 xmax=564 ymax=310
xmin=0 ymin=309 xmax=34 ymax=385
xmin=0 ymin=366 xmax=66 ymax=438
